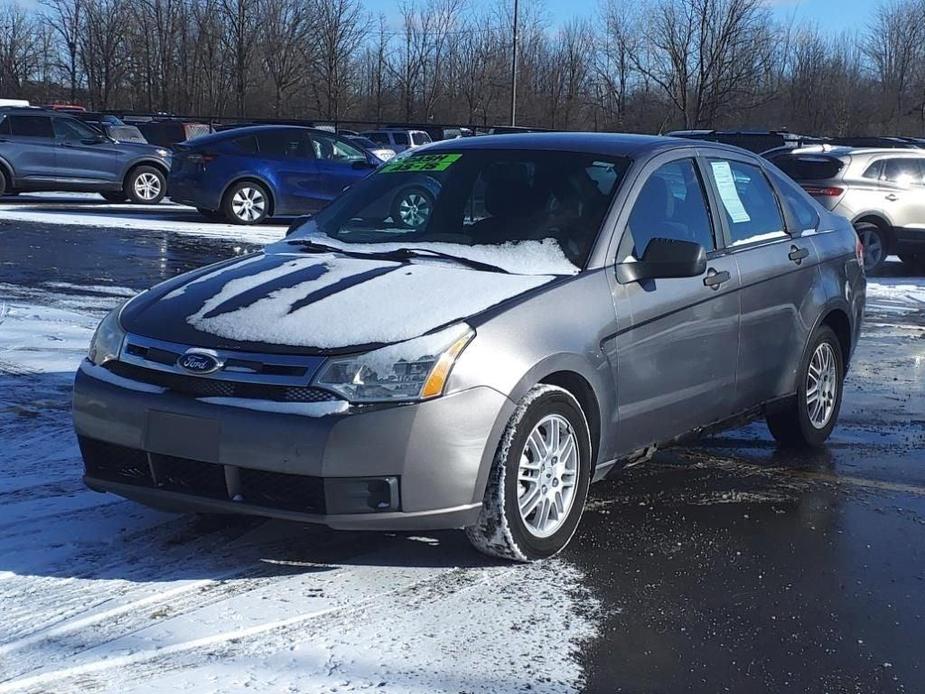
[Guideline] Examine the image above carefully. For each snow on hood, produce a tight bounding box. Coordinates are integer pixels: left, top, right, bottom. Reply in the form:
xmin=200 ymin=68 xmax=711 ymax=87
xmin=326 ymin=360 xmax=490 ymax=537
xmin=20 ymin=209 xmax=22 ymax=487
xmin=184 ymin=252 xmax=554 ymax=349
xmin=270 ymin=235 xmax=580 ymax=277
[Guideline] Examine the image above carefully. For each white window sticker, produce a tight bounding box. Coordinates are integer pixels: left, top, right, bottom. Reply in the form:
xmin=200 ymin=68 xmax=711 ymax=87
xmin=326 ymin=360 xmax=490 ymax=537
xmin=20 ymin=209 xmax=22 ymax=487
xmin=711 ymin=161 xmax=751 ymax=223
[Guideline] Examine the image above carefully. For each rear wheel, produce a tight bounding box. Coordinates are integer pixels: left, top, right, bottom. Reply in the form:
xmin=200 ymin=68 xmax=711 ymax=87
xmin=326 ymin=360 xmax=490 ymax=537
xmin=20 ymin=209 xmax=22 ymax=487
xmin=466 ymin=385 xmax=592 ymax=562
xmin=766 ymin=325 xmax=844 ymax=448
xmin=125 ymin=165 xmax=166 ymax=204
xmin=855 ymin=221 xmax=889 ymax=274
xmin=222 ymin=181 xmax=270 ymax=225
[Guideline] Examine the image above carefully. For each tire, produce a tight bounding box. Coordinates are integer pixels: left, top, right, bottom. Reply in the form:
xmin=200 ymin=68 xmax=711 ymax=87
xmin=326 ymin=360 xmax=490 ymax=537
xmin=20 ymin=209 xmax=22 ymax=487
xmin=124 ymin=165 xmax=166 ymax=204
xmin=222 ymin=181 xmax=270 ymax=225
xmin=390 ymin=186 xmax=433 ymax=229
xmin=100 ymin=192 xmax=127 ymax=203
xmin=855 ymin=221 xmax=889 ymax=274
xmin=466 ymin=384 xmax=592 ymax=562
xmin=766 ymin=325 xmax=844 ymax=448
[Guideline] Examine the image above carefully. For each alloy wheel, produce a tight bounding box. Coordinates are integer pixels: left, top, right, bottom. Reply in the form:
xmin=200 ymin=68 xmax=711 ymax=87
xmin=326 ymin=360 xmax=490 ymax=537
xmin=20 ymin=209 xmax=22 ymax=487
xmin=516 ymin=414 xmax=579 ymax=538
xmin=806 ymin=342 xmax=838 ymax=429
xmin=396 ymin=192 xmax=431 ymax=228
xmin=133 ymin=172 xmax=162 ymax=201
xmin=231 ymin=186 xmax=266 ymax=223
xmin=860 ymin=227 xmax=884 ymax=272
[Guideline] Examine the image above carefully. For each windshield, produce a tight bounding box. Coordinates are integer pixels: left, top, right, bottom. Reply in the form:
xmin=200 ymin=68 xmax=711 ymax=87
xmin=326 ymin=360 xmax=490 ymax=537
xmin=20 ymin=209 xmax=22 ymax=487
xmin=286 ymin=149 xmax=630 ymax=272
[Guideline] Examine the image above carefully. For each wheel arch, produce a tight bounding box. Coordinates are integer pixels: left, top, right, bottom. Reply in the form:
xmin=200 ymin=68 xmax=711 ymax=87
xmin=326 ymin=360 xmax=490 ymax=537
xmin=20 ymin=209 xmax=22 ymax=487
xmin=221 ymin=176 xmax=276 ymax=216
xmin=0 ymin=156 xmax=15 ymax=189
xmin=124 ymin=158 xmax=169 ymax=183
xmin=538 ymin=370 xmax=603 ymax=473
xmin=797 ymin=302 xmax=854 ymax=389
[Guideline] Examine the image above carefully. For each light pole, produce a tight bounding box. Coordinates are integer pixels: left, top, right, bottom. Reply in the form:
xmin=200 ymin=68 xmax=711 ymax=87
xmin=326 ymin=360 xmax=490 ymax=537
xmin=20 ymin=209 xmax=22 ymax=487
xmin=509 ymin=0 xmax=519 ymax=126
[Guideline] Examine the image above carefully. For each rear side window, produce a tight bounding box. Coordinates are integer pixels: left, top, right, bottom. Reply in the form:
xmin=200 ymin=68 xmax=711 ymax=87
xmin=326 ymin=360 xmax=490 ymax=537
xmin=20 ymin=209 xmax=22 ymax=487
xmin=9 ymin=115 xmax=53 ymax=138
xmin=228 ymin=135 xmax=258 ymax=154
xmin=256 ymin=130 xmax=311 ymax=158
xmin=391 ymin=132 xmax=409 ymax=145
xmin=774 ymin=154 xmax=843 ymax=181
xmin=411 ymin=132 xmax=431 ymax=145
xmin=627 ymin=158 xmax=716 ymax=257
xmin=707 ymin=160 xmax=785 ymax=246
xmin=862 ymin=160 xmax=883 ymax=180
xmin=882 ymin=158 xmax=925 ymax=185
xmin=768 ymin=167 xmax=820 ymax=233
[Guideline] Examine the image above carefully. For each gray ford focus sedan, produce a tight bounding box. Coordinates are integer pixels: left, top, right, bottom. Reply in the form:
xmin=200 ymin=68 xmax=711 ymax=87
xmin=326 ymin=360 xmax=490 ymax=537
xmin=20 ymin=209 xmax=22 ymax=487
xmin=73 ymin=133 xmax=866 ymax=561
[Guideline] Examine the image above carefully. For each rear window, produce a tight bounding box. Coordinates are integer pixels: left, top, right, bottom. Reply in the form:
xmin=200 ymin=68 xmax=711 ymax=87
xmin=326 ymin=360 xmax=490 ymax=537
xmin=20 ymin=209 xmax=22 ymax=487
xmin=774 ymin=155 xmax=843 ymax=181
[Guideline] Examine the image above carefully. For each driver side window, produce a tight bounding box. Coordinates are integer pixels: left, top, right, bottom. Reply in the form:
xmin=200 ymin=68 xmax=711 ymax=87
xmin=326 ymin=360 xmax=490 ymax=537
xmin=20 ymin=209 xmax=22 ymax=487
xmin=626 ymin=159 xmax=716 ymax=259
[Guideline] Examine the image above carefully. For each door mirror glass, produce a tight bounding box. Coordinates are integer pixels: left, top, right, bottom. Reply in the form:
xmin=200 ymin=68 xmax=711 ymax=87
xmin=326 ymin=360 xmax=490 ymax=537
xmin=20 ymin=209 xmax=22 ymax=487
xmin=616 ymin=237 xmax=707 ymax=283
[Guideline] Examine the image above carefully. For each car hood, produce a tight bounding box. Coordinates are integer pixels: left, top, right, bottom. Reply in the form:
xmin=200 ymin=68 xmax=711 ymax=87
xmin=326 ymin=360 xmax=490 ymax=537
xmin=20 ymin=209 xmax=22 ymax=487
xmin=115 ymin=141 xmax=169 ymax=157
xmin=120 ymin=250 xmax=564 ymax=354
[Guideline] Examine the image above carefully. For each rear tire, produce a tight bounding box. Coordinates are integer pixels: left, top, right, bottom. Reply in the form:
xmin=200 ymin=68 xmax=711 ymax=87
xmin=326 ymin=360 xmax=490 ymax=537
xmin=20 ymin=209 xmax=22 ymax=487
xmin=465 ymin=385 xmax=592 ymax=562
xmin=855 ymin=221 xmax=889 ymax=274
xmin=124 ymin=165 xmax=166 ymax=204
xmin=222 ymin=181 xmax=270 ymax=225
xmin=766 ymin=325 xmax=844 ymax=448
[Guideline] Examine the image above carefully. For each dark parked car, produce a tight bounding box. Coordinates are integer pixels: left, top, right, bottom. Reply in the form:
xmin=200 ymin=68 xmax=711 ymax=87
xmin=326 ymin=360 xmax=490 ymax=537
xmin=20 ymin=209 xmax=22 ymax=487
xmin=74 ymin=133 xmax=865 ymax=561
xmin=168 ymin=125 xmax=382 ymax=224
xmin=0 ymin=108 xmax=171 ymax=202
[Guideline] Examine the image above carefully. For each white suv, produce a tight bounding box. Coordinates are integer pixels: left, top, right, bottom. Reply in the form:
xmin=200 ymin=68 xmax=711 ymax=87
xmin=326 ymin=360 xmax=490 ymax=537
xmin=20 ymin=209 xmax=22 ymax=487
xmin=360 ymin=129 xmax=432 ymax=153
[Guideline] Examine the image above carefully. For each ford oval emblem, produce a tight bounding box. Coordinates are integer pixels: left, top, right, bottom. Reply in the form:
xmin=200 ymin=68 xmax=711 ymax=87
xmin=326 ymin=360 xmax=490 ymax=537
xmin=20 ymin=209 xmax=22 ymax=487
xmin=177 ymin=351 xmax=221 ymax=374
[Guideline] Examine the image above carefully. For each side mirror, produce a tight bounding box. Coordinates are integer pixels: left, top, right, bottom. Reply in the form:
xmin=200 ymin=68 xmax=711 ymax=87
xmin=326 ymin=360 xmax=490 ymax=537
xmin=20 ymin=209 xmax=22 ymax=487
xmin=615 ymin=237 xmax=707 ymax=283
xmin=81 ymin=134 xmax=106 ymax=145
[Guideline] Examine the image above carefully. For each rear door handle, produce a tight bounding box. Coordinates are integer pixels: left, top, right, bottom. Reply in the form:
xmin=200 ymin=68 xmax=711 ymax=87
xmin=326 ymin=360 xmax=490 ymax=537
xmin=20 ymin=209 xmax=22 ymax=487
xmin=885 ymin=193 xmax=899 ymax=201
xmin=788 ymin=246 xmax=809 ymax=264
xmin=703 ymin=268 xmax=731 ymax=290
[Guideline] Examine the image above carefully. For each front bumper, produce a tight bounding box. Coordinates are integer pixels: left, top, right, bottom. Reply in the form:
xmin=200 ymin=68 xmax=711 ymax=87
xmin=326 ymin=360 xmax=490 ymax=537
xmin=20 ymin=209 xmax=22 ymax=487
xmin=73 ymin=361 xmax=514 ymax=530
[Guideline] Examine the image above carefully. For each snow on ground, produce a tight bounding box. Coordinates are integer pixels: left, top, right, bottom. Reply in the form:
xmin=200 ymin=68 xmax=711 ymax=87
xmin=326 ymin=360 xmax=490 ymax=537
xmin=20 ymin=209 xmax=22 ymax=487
xmin=0 ymin=193 xmax=287 ymax=245
xmin=865 ymin=275 xmax=925 ymax=316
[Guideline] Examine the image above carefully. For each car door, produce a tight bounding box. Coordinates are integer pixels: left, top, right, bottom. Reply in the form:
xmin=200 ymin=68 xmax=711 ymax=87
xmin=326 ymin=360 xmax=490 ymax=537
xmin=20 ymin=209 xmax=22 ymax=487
xmin=254 ymin=129 xmax=319 ymax=214
xmin=307 ymin=131 xmax=376 ymax=203
xmin=3 ymin=114 xmax=57 ymax=181
xmin=703 ymin=152 xmax=817 ymax=411
xmin=52 ymin=116 xmax=120 ymax=183
xmin=606 ymin=153 xmax=741 ymax=453
xmin=878 ymin=157 xmax=925 ymax=232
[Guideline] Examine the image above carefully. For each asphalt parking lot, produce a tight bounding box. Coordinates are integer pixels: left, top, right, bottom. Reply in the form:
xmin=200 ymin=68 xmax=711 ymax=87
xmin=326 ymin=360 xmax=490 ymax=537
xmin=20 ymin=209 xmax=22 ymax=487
xmin=1 ymin=202 xmax=924 ymax=692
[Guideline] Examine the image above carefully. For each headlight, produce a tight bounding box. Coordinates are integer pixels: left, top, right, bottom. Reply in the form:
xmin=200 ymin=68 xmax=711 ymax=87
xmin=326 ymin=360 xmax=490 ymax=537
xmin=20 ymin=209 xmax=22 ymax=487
xmin=88 ymin=305 xmax=127 ymax=365
xmin=314 ymin=324 xmax=474 ymax=403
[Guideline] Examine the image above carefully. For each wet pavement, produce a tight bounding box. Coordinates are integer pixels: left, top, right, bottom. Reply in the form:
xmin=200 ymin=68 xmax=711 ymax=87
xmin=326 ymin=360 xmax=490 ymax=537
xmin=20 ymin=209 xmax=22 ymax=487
xmin=1 ymin=217 xmax=924 ymax=693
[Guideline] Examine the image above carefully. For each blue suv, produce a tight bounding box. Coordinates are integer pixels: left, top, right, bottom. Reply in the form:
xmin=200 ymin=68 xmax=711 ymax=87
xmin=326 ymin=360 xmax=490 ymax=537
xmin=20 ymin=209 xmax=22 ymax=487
xmin=168 ymin=126 xmax=383 ymax=224
xmin=0 ymin=108 xmax=171 ymax=203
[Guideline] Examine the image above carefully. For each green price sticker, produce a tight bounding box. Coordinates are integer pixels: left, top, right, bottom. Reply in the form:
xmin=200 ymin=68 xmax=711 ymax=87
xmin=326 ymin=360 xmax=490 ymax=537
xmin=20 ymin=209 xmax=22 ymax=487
xmin=379 ymin=153 xmax=462 ymax=173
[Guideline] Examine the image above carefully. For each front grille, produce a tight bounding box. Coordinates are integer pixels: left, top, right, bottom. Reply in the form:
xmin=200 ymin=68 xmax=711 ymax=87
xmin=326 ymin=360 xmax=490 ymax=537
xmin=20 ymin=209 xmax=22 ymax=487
xmin=105 ymin=361 xmax=339 ymax=403
xmin=79 ymin=437 xmax=154 ymax=487
xmin=239 ymin=467 xmax=325 ymax=513
xmin=79 ymin=436 xmax=326 ymax=514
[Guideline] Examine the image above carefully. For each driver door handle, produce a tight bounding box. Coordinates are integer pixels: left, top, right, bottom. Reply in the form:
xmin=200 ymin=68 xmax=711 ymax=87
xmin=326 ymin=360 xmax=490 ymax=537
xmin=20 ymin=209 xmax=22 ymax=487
xmin=788 ymin=246 xmax=809 ymax=264
xmin=885 ymin=193 xmax=899 ymax=201
xmin=703 ymin=268 xmax=731 ymax=290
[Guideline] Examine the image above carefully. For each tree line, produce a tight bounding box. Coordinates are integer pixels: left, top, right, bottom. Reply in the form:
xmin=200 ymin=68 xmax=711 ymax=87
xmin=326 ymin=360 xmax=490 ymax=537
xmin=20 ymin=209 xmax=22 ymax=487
xmin=0 ymin=0 xmax=924 ymax=136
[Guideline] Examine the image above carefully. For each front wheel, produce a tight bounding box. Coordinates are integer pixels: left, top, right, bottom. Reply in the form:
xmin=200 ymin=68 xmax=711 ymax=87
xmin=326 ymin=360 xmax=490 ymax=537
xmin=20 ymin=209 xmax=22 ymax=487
xmin=466 ymin=385 xmax=592 ymax=562
xmin=223 ymin=181 xmax=270 ymax=225
xmin=766 ymin=325 xmax=844 ymax=448
xmin=125 ymin=165 xmax=166 ymax=204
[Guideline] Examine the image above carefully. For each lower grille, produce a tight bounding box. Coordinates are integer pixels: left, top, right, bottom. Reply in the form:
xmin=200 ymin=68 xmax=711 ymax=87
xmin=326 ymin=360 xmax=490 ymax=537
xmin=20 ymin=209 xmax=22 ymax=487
xmin=104 ymin=361 xmax=339 ymax=403
xmin=78 ymin=436 xmax=326 ymax=514
xmin=79 ymin=437 xmax=154 ymax=487
xmin=153 ymin=454 xmax=228 ymax=499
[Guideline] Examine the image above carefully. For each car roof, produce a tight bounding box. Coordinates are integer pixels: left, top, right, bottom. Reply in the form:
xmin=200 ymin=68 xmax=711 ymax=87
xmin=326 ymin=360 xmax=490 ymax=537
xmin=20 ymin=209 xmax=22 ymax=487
xmin=183 ymin=124 xmax=329 ymax=146
xmin=421 ymin=131 xmax=750 ymax=158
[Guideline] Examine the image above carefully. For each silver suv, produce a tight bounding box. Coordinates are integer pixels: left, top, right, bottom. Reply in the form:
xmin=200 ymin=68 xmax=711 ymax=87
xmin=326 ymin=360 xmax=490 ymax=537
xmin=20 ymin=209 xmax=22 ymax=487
xmin=772 ymin=146 xmax=925 ymax=273
xmin=73 ymin=135 xmax=865 ymax=561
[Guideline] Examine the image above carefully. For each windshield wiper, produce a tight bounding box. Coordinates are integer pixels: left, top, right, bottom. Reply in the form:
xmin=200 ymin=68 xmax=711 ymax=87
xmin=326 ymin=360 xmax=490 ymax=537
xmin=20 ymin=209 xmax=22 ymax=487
xmin=376 ymin=248 xmax=511 ymax=274
xmin=286 ymin=239 xmax=510 ymax=274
